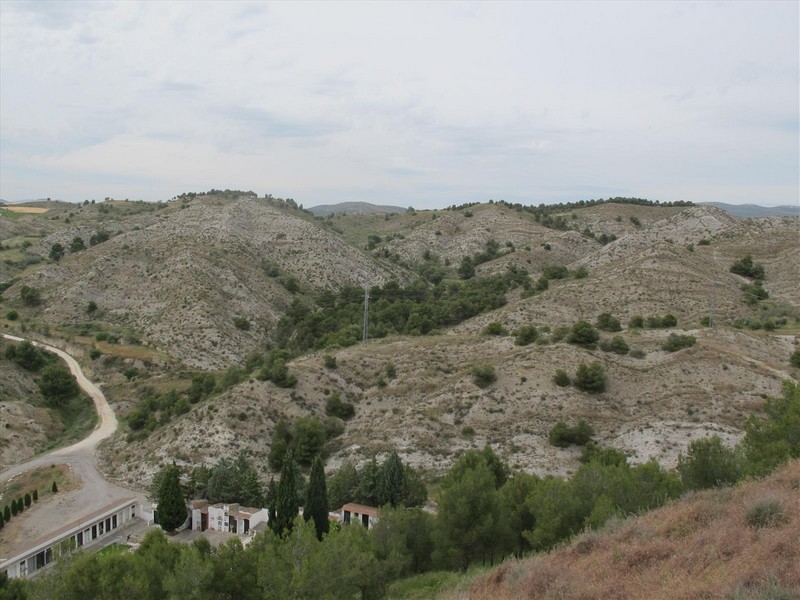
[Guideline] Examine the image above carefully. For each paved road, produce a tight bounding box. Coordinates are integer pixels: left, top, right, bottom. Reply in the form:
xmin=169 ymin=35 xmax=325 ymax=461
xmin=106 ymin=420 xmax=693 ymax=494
xmin=0 ymin=334 xmax=144 ymax=553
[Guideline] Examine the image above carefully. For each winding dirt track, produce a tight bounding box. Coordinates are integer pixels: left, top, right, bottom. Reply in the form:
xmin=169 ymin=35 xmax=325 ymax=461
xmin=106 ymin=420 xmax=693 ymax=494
xmin=0 ymin=334 xmax=143 ymax=554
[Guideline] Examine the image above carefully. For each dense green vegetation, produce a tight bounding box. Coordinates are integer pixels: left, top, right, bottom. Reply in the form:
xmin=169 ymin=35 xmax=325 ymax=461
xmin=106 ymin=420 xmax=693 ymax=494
xmin=272 ymin=267 xmax=531 ymax=353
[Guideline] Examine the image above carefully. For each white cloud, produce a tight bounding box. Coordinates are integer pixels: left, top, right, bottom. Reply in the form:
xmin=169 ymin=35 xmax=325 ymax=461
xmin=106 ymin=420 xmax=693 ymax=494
xmin=1 ymin=0 xmax=797 ymax=206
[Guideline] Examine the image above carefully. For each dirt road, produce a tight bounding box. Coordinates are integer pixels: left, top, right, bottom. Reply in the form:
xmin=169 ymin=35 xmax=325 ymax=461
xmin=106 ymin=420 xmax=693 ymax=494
xmin=0 ymin=334 xmax=144 ymax=555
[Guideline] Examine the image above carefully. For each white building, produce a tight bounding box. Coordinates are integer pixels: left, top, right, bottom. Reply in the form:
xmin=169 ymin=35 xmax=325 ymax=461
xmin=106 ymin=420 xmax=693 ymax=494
xmin=339 ymin=503 xmax=379 ymax=529
xmin=189 ymin=500 xmax=268 ymax=535
xmin=0 ymin=497 xmax=139 ymax=579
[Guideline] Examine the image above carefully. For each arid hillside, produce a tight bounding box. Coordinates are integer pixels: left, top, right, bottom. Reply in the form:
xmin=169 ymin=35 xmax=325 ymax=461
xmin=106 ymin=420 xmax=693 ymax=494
xmin=1 ymin=195 xmax=798 ymax=490
xmin=3 ymin=196 xmax=408 ymax=368
xmin=467 ymin=460 xmax=800 ymax=600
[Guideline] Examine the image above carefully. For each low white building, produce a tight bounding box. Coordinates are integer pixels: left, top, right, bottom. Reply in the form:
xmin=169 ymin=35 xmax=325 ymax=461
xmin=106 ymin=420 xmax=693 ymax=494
xmin=339 ymin=503 xmax=379 ymax=529
xmin=1 ymin=497 xmax=139 ymax=579
xmin=189 ymin=500 xmax=268 ymax=535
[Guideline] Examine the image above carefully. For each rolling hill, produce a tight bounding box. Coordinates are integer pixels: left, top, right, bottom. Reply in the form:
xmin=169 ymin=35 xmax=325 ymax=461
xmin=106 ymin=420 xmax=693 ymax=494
xmin=1 ymin=194 xmax=798 ymax=491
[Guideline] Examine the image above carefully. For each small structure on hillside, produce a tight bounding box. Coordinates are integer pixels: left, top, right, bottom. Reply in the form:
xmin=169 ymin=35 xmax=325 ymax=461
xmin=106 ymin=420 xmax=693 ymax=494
xmin=339 ymin=503 xmax=379 ymax=529
xmin=188 ymin=500 xmax=268 ymax=534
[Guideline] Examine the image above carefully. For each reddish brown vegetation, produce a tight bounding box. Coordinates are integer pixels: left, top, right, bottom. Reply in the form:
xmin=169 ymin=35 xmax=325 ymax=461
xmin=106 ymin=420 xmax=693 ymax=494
xmin=470 ymin=460 xmax=800 ymax=600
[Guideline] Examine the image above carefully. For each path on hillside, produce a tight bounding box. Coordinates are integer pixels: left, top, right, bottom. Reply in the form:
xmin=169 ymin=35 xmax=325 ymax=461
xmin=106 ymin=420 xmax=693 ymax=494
xmin=0 ymin=334 xmax=143 ymax=554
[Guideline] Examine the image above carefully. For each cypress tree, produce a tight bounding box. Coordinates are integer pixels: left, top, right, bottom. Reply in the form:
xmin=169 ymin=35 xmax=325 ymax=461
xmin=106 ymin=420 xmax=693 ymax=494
xmin=378 ymin=451 xmax=405 ymax=507
xmin=3 ymin=505 xmax=10 ymax=521
xmin=156 ymin=464 xmax=187 ymax=532
xmin=266 ymin=477 xmax=278 ymax=528
xmin=11 ymin=501 xmax=18 ymax=516
xmin=16 ymin=498 xmax=23 ymax=513
xmin=51 ymin=481 xmax=58 ymax=493
xmin=32 ymin=489 xmax=38 ymax=502
xmin=24 ymin=493 xmax=31 ymax=508
xmin=304 ymin=456 xmax=329 ymax=540
xmin=0 ymin=512 xmax=4 ymax=529
xmin=274 ymin=450 xmax=299 ymax=536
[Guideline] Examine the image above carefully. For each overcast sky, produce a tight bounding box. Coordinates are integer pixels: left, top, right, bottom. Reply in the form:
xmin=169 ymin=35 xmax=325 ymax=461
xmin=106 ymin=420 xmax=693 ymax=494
xmin=1 ymin=1 xmax=797 ymax=208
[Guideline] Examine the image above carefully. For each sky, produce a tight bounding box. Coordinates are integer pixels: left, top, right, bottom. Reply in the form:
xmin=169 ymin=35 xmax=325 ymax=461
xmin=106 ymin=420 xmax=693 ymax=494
xmin=1 ymin=1 xmax=798 ymax=209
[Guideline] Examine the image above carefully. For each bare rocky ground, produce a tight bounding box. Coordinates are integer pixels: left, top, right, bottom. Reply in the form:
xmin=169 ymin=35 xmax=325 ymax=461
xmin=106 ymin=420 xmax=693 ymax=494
xmin=2 ymin=197 xmax=798 ymax=493
xmin=100 ymin=325 xmax=797 ymax=489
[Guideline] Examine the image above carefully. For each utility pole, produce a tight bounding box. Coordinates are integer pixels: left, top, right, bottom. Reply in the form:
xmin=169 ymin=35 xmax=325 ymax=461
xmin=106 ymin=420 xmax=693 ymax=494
xmin=710 ymin=279 xmax=716 ymax=329
xmin=362 ymin=285 xmax=370 ymax=343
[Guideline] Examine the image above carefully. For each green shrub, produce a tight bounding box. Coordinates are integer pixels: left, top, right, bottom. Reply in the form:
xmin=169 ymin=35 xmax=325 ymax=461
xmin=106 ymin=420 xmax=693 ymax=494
xmin=549 ymin=420 xmax=594 ymax=447
xmin=698 ymin=238 xmax=710 ymax=246
xmin=39 ymin=365 xmax=79 ymax=406
xmin=86 ymin=301 xmax=98 ymax=314
xmin=20 ymin=285 xmax=41 ymax=307
xmin=731 ymin=255 xmax=765 ymax=279
xmin=89 ymin=348 xmax=102 ymax=360
xmin=568 ymin=321 xmax=599 ymax=346
xmin=553 ymin=369 xmax=571 ymax=387
xmin=791 ymin=348 xmax=800 ymax=368
xmin=483 ymin=322 xmax=507 ymax=336
xmin=600 ymin=335 xmax=629 ymax=355
xmin=742 ymin=280 xmax=769 ymax=304
xmin=661 ymin=314 xmax=677 ymax=327
xmin=514 ymin=325 xmax=538 ymax=346
xmin=325 ymin=392 xmax=355 ymax=420
xmin=541 ymin=265 xmax=569 ymax=280
xmin=385 ymin=362 xmax=396 ymax=379
xmin=628 ymin=315 xmax=644 ymax=329
xmin=662 ymin=333 xmax=696 ymax=352
xmin=471 ymin=364 xmax=497 ymax=388
xmin=233 ymin=316 xmax=251 ymax=330
xmin=572 ymin=266 xmax=589 ymax=279
xmin=677 ymin=436 xmax=741 ymax=489
xmin=596 ymin=313 xmax=621 ymax=332
xmin=629 ymin=348 xmax=647 ymax=359
xmin=5 ymin=309 xmax=18 ymax=321
xmin=574 ymin=362 xmax=607 ymax=393
xmin=745 ymin=497 xmax=786 ymax=528
xmin=323 ymin=354 xmax=337 ymax=369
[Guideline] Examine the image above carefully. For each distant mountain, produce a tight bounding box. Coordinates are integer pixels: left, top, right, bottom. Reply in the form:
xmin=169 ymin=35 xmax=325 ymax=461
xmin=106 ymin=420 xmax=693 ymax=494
xmin=307 ymin=201 xmax=407 ymax=216
xmin=699 ymin=202 xmax=799 ymax=217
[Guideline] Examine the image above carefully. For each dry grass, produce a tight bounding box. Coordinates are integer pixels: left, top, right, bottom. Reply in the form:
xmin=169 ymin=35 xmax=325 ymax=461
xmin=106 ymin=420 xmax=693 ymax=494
xmin=1 ymin=206 xmax=49 ymax=214
xmin=468 ymin=460 xmax=800 ymax=600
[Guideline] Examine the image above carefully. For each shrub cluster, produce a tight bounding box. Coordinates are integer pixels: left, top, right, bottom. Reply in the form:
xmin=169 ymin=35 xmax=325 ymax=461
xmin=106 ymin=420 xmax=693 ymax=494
xmin=628 ymin=313 xmax=678 ymax=329
xmin=325 ymin=392 xmax=355 ymax=420
xmin=730 ymin=255 xmax=765 ymax=279
xmin=661 ymin=333 xmax=696 ymax=352
xmin=471 ymin=364 xmax=497 ymax=388
xmin=549 ymin=420 xmax=594 ymax=447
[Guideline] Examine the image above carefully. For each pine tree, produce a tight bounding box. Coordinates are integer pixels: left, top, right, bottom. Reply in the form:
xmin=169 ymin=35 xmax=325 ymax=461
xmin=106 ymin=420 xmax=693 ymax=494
xmin=156 ymin=464 xmax=187 ymax=532
xmin=51 ymin=481 xmax=58 ymax=493
xmin=304 ymin=456 xmax=329 ymax=540
xmin=378 ymin=451 xmax=405 ymax=507
xmin=274 ymin=450 xmax=299 ymax=536
xmin=239 ymin=469 xmax=264 ymax=508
